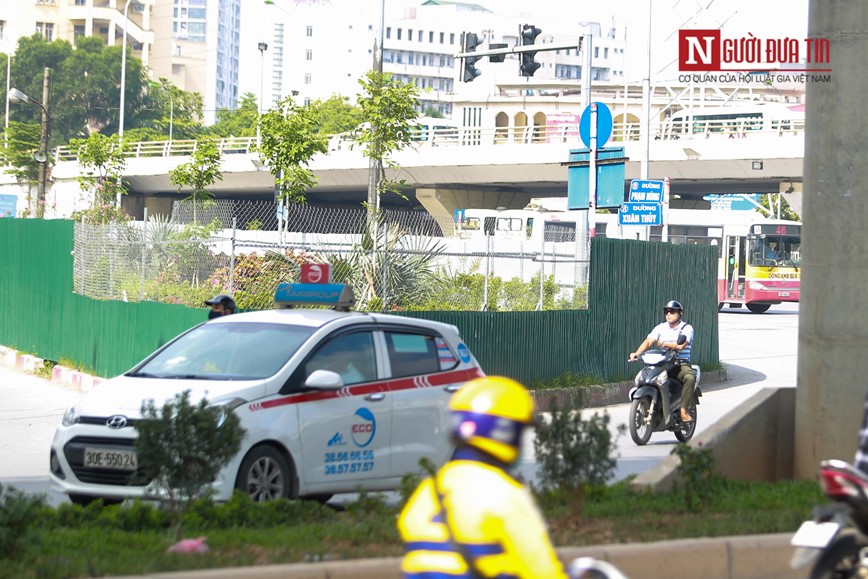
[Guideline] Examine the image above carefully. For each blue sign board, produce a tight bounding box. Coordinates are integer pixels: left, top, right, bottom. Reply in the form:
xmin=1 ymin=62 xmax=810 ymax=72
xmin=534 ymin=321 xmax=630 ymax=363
xmin=567 ymin=147 xmax=625 ymax=210
xmin=0 ymin=194 xmax=17 ymax=218
xmin=629 ymin=180 xmax=665 ymax=203
xmin=703 ymin=193 xmax=761 ymax=211
xmin=618 ymin=202 xmax=663 ymax=226
xmin=579 ymin=102 xmax=614 ymax=149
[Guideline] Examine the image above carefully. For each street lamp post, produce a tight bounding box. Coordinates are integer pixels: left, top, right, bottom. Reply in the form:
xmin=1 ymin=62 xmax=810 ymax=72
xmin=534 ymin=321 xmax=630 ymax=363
xmin=257 ymin=42 xmax=268 ymax=146
xmin=9 ymin=70 xmax=51 ymax=218
xmin=2 ymin=33 xmax=11 ymax=149
xmin=117 ymin=0 xmax=137 ymax=207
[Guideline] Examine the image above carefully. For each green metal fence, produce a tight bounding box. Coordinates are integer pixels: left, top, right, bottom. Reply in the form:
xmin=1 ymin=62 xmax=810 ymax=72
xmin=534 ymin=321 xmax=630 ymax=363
xmin=0 ymin=220 xmax=718 ymax=382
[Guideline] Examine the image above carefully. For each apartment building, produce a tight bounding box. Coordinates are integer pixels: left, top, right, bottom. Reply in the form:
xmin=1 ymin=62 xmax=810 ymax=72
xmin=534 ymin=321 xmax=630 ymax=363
xmin=239 ymin=0 xmax=626 ymax=118
xmin=0 ymin=0 xmax=158 ymax=69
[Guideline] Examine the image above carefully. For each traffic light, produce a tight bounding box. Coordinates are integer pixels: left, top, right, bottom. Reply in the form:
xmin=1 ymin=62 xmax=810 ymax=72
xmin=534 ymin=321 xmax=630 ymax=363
xmin=519 ymin=24 xmax=541 ymax=77
xmin=462 ymin=32 xmax=482 ymax=83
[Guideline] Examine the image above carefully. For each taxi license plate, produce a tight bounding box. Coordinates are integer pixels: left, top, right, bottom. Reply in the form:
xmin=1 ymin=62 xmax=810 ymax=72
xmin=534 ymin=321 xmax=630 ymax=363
xmin=84 ymin=448 xmax=138 ymax=471
xmin=779 ymin=291 xmax=791 ymax=297
xmin=791 ymin=520 xmax=840 ymax=549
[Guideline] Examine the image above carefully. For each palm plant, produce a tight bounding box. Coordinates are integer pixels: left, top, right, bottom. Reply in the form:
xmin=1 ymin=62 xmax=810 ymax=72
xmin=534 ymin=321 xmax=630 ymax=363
xmin=314 ymin=212 xmax=446 ymax=310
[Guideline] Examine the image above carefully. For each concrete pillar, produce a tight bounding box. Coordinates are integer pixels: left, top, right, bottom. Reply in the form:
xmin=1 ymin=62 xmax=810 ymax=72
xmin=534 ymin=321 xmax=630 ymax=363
xmin=794 ymin=0 xmax=868 ymax=478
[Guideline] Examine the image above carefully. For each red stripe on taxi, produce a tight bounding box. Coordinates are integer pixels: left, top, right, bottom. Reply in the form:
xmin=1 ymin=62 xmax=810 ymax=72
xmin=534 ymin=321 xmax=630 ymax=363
xmin=251 ymin=367 xmax=485 ymax=412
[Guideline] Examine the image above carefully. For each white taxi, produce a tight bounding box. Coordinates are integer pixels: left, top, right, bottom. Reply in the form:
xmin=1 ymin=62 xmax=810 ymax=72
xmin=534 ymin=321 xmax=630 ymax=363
xmin=49 ymin=283 xmax=484 ymax=504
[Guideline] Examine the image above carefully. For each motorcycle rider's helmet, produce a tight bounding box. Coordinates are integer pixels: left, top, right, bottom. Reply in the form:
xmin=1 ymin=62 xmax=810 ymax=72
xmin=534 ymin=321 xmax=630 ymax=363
xmin=663 ymin=300 xmax=683 ymax=313
xmin=449 ymin=376 xmax=535 ymax=465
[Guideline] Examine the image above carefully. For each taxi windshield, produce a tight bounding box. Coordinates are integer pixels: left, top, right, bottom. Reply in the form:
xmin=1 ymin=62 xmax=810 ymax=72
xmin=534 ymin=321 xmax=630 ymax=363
xmin=130 ymin=322 xmax=315 ymax=380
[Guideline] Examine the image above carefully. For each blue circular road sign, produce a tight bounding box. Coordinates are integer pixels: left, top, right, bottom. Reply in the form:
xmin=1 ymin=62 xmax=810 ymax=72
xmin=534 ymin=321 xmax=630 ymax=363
xmin=579 ymin=102 xmax=614 ymax=149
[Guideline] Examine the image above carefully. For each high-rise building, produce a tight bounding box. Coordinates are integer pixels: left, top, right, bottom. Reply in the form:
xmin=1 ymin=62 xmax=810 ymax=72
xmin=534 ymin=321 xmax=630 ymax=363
xmin=170 ymin=0 xmax=240 ymax=124
xmin=238 ymin=0 xmax=625 ymax=118
xmin=0 ymin=0 xmax=157 ymax=69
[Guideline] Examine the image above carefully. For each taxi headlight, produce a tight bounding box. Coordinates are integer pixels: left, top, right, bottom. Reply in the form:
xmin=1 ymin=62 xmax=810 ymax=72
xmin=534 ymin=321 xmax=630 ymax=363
xmin=61 ymin=405 xmax=80 ymax=427
xmin=211 ymin=397 xmax=247 ymax=428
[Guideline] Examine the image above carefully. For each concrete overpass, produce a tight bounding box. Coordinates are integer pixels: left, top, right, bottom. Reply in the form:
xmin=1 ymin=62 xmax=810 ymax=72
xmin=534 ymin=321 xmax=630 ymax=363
xmin=46 ymin=122 xmax=805 ymax=220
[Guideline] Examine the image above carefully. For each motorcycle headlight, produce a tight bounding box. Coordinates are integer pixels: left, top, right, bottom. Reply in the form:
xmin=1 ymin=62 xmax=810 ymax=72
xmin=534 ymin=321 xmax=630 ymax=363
xmin=61 ymin=404 xmax=80 ymax=427
xmin=654 ymin=371 xmax=668 ymax=386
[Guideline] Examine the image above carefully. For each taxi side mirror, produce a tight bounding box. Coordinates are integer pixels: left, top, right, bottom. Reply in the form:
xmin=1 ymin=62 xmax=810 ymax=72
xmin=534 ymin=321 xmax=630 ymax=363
xmin=304 ymin=369 xmax=344 ymax=390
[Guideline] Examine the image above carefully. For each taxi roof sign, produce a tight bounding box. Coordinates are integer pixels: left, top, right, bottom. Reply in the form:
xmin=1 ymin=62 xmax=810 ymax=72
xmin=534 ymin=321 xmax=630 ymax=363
xmin=274 ymin=283 xmax=355 ymax=311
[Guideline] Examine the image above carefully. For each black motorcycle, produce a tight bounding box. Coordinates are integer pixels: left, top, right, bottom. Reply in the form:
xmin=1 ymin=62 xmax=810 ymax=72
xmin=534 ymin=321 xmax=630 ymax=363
xmin=791 ymin=459 xmax=868 ymax=578
xmin=627 ymin=335 xmax=702 ymax=446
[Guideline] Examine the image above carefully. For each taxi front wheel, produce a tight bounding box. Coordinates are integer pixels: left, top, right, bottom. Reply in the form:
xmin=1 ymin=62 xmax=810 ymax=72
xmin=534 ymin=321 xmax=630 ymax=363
xmin=235 ymin=445 xmax=297 ymax=502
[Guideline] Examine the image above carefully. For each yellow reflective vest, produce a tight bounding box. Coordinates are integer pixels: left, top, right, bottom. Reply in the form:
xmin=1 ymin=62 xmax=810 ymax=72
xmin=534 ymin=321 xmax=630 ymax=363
xmin=398 ymin=453 xmax=568 ymax=579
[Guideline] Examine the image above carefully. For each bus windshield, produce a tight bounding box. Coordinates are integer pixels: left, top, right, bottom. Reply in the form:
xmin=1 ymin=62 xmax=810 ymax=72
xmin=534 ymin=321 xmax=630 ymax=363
xmin=748 ymin=234 xmax=802 ymax=268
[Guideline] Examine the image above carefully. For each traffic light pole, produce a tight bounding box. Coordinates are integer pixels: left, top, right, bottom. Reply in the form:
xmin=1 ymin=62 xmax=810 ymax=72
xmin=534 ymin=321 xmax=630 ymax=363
xmin=455 ymin=39 xmax=583 ymax=60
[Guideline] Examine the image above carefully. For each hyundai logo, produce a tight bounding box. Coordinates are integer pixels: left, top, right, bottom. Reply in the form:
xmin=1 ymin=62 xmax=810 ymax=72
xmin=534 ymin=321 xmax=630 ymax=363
xmin=106 ymin=415 xmax=129 ymax=429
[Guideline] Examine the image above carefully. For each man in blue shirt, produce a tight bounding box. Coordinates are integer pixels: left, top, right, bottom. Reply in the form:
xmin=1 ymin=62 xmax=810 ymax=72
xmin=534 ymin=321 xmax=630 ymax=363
xmin=629 ymin=300 xmax=696 ymax=422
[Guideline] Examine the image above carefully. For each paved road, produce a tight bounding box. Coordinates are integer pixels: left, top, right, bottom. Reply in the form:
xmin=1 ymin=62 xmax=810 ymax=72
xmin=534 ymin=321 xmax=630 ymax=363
xmin=517 ymin=302 xmax=799 ymax=483
xmin=0 ymin=366 xmax=81 ymax=505
xmin=0 ymin=302 xmax=799 ymax=503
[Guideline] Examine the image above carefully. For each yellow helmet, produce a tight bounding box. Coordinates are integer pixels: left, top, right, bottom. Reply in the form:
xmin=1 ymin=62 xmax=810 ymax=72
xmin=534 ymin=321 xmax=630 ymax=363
xmin=449 ymin=376 xmax=535 ymax=464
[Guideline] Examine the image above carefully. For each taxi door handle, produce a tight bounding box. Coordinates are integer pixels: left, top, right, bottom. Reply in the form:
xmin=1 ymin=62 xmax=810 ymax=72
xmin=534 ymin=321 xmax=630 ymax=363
xmin=364 ymin=393 xmax=386 ymax=402
xmin=444 ymin=385 xmax=462 ymax=393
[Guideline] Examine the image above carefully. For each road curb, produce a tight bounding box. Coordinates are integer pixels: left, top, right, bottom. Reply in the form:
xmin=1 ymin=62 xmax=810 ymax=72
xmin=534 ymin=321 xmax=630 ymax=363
xmin=115 ymin=532 xmax=804 ymax=579
xmin=531 ymin=368 xmax=727 ymax=412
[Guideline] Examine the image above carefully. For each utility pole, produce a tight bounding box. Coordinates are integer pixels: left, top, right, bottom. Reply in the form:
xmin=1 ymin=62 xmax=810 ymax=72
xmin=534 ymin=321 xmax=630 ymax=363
xmin=366 ymin=0 xmax=385 ymax=216
xmin=36 ymin=67 xmax=50 ymax=219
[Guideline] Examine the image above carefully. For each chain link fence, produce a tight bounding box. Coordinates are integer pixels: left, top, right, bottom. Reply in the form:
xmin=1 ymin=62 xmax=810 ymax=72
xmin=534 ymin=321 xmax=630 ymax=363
xmin=72 ymin=200 xmax=589 ymax=312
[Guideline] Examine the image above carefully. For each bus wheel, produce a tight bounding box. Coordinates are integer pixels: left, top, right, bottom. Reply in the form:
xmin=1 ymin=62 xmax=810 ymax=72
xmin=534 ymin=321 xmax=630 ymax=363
xmin=746 ymin=303 xmax=771 ymax=314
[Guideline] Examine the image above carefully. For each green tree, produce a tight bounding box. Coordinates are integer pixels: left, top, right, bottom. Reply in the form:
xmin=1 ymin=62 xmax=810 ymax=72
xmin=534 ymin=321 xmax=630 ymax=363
xmin=6 ymin=35 xmax=159 ymax=144
xmin=169 ymin=138 xmax=223 ymax=223
xmin=209 ymin=92 xmax=260 ymax=138
xmin=312 ymin=94 xmax=363 ymax=135
xmin=123 ymin=79 xmax=203 ymax=143
xmin=258 ymin=96 xmax=327 ymax=205
xmin=758 ymin=193 xmax=800 ymax=221
xmin=136 ymin=390 xmax=246 ymax=539
xmin=0 ymin=121 xmax=41 ymax=215
xmin=355 ymin=71 xmax=421 ymax=202
xmin=69 ymin=132 xmax=127 ymax=208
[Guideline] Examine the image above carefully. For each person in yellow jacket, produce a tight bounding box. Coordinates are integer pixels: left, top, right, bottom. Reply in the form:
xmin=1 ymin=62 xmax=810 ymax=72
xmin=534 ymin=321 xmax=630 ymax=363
xmin=398 ymin=376 xmax=569 ymax=579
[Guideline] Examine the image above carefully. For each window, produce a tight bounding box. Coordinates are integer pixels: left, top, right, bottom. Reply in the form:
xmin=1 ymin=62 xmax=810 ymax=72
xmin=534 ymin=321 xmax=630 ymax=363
xmin=304 ymin=73 xmax=311 ymax=84
xmin=305 ymin=332 xmax=376 ymax=386
xmin=36 ymin=22 xmax=54 ymax=41
xmin=306 ymin=25 xmax=313 ymax=37
xmin=429 ymin=31 xmax=434 ymax=43
xmin=449 ymin=33 xmax=455 ymax=44
xmin=305 ymin=49 xmax=312 ymax=61
xmin=74 ymin=25 xmax=85 ymax=40
xmin=408 ymin=30 xmax=413 ymax=41
xmin=386 ymin=27 xmax=391 ymax=39
xmin=385 ymin=332 xmax=449 ymax=378
xmin=397 ymin=28 xmax=402 ymax=40
xmin=439 ymin=32 xmax=444 ymax=43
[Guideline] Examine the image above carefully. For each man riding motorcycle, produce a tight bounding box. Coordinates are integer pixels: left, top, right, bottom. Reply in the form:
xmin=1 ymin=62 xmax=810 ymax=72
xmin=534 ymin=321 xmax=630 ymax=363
xmin=629 ymin=300 xmax=696 ymax=423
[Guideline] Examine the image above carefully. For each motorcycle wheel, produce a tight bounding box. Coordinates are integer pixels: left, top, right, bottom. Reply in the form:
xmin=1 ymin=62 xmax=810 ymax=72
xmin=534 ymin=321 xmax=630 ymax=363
xmin=809 ymin=531 xmax=866 ymax=579
xmin=674 ymin=398 xmax=698 ymax=442
xmin=629 ymin=397 xmax=654 ymax=445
